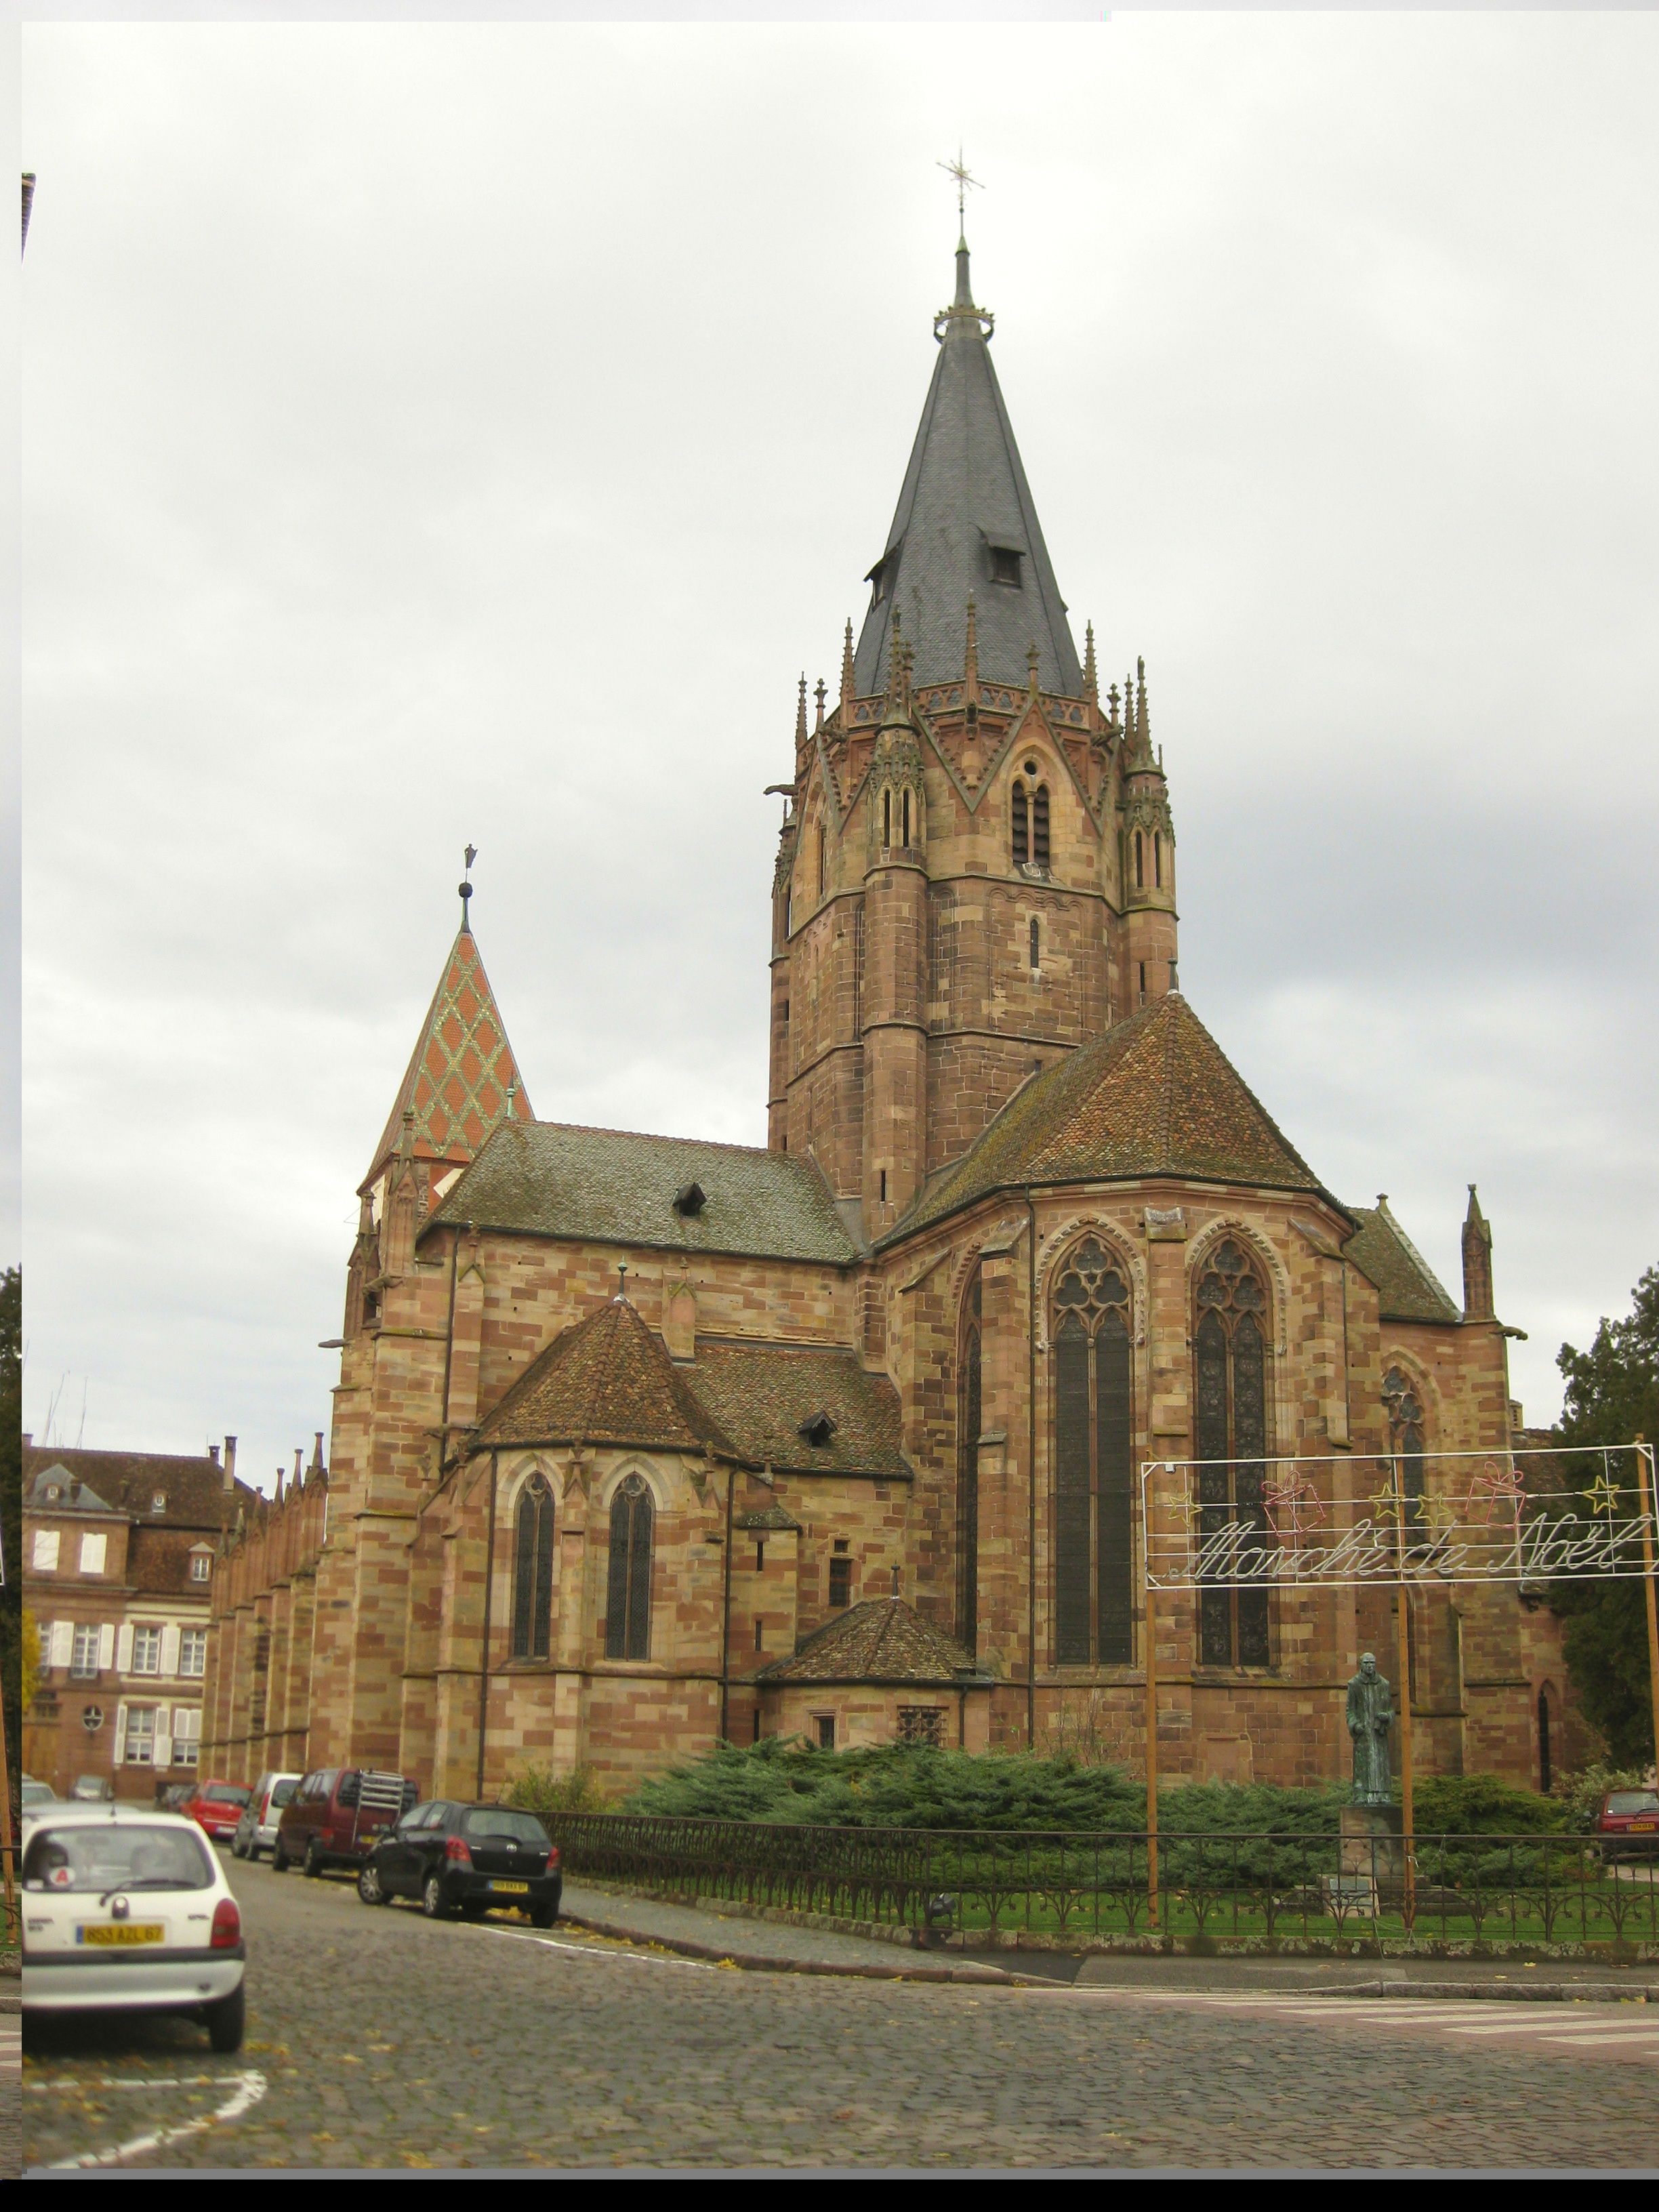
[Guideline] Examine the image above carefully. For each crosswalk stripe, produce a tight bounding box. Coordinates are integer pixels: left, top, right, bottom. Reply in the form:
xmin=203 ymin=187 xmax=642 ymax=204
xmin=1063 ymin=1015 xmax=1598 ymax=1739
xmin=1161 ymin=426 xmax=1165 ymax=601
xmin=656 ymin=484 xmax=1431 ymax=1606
xmin=1540 ymin=2031 xmax=1659 ymax=2047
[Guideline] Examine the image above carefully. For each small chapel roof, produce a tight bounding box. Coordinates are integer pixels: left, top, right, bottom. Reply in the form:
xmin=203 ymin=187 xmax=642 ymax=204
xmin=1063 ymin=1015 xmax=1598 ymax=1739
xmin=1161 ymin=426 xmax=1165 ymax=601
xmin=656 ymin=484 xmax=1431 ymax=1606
xmin=851 ymin=237 xmax=1083 ymax=699
xmin=476 ymin=1296 xmax=735 ymax=1455
xmin=686 ymin=1340 xmax=909 ymax=1481
xmin=1343 ymin=1200 xmax=1461 ymax=1325
xmin=892 ymin=991 xmax=1338 ymax=1240
xmin=362 ymin=924 xmax=534 ymax=1194
xmin=756 ymin=1598 xmax=975 ymax=1686
xmin=428 ymin=1120 xmax=860 ymax=1267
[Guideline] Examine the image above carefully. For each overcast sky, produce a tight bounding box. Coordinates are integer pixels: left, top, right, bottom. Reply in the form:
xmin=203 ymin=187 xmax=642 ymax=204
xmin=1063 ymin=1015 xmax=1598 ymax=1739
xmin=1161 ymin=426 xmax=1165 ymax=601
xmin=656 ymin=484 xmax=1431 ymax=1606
xmin=19 ymin=16 xmax=1659 ymax=1488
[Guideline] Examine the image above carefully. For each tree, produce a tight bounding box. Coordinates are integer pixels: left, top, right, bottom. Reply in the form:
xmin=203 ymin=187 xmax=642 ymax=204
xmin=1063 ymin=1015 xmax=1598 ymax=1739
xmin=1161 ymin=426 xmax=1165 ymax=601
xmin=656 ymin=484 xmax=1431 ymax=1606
xmin=1549 ymin=1264 xmax=1658 ymax=1766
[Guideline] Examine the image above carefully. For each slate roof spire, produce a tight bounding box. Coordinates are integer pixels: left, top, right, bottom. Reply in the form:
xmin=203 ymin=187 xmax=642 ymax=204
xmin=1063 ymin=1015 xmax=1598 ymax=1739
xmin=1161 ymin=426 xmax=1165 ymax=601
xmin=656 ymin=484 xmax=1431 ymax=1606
xmin=853 ymin=233 xmax=1082 ymax=700
xmin=361 ymin=891 xmax=535 ymax=1195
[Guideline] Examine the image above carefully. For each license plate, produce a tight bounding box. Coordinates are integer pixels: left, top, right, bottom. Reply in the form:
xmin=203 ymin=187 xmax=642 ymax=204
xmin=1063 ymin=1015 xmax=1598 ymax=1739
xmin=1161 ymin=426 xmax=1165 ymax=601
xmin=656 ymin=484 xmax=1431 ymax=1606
xmin=78 ymin=1923 xmax=165 ymax=1947
xmin=1630 ymin=1822 xmax=1656 ymax=1832
xmin=490 ymin=1881 xmax=529 ymax=1895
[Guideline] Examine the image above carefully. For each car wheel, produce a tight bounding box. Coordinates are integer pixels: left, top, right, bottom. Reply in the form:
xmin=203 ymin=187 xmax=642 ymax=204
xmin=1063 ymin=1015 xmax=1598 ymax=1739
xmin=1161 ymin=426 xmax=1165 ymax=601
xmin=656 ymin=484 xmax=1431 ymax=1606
xmin=303 ymin=1841 xmax=325 ymax=1879
xmin=531 ymin=1903 xmax=558 ymax=1930
xmin=271 ymin=1839 xmax=289 ymax=1872
xmin=205 ymin=1982 xmax=246 ymax=2054
xmin=422 ymin=1874 xmax=451 ymax=1919
xmin=358 ymin=1862 xmax=388 ymax=1906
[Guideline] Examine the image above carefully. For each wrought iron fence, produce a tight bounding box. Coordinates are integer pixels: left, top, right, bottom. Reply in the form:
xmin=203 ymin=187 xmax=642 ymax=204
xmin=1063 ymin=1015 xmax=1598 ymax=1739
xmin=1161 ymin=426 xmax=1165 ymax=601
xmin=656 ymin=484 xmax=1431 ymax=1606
xmin=544 ymin=1811 xmax=1659 ymax=1951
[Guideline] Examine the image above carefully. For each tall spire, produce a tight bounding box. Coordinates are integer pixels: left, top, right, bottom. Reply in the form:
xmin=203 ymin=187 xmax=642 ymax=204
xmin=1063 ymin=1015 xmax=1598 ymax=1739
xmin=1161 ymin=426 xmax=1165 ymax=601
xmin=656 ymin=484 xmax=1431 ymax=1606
xmin=361 ymin=883 xmax=535 ymax=1195
xmin=794 ymin=674 xmax=808 ymax=746
xmin=1083 ymin=621 xmax=1098 ymax=706
xmin=839 ymin=619 xmax=856 ymax=718
xmin=851 ymin=235 xmax=1082 ymax=700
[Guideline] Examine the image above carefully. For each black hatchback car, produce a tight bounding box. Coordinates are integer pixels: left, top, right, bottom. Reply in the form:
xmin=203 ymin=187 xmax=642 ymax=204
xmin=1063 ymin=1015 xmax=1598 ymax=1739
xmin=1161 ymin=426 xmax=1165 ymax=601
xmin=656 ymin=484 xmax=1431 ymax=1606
xmin=356 ymin=1801 xmax=562 ymax=1925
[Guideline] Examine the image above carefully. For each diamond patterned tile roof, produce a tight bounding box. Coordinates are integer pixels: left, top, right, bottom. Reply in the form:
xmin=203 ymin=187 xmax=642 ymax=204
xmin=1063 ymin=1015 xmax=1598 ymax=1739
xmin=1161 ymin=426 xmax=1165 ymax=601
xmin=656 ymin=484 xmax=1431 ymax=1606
xmin=894 ymin=991 xmax=1334 ymax=1239
xmin=428 ymin=1120 xmax=859 ymax=1266
xmin=363 ymin=928 xmax=534 ymax=1191
xmin=476 ymin=1297 xmax=735 ymax=1454
xmin=1343 ymin=1202 xmax=1462 ymax=1324
xmin=756 ymin=1598 xmax=975 ymax=1685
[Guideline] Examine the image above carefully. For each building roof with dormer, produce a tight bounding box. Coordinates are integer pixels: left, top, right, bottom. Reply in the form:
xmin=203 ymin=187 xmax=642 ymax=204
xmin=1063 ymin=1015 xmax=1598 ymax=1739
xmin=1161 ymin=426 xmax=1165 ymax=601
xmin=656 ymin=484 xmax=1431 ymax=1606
xmin=756 ymin=1597 xmax=975 ymax=1685
xmin=362 ymin=924 xmax=535 ymax=1194
xmin=852 ymin=239 xmax=1082 ymax=700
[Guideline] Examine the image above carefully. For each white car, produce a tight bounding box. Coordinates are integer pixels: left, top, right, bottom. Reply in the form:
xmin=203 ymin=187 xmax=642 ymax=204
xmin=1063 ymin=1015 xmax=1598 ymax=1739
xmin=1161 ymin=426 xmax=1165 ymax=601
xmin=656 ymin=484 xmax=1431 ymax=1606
xmin=231 ymin=1771 xmax=302 ymax=1861
xmin=20 ymin=1803 xmax=247 ymax=2051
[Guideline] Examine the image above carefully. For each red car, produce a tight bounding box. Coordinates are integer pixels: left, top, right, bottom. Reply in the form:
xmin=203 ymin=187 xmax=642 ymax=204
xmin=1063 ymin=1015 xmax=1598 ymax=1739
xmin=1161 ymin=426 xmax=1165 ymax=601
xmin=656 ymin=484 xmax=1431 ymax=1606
xmin=180 ymin=1779 xmax=253 ymax=1843
xmin=1597 ymin=1786 xmax=1659 ymax=1863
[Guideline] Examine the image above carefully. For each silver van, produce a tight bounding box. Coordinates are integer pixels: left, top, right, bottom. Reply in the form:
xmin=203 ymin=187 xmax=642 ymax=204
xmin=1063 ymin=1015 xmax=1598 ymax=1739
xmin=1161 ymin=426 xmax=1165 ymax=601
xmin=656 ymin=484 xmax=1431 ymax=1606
xmin=230 ymin=1770 xmax=301 ymax=1860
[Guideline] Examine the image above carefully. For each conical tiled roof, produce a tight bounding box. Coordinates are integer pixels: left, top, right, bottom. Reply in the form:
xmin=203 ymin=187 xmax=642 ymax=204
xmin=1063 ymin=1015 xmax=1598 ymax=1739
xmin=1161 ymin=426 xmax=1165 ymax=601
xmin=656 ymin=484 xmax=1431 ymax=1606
xmin=852 ymin=241 xmax=1082 ymax=699
xmin=756 ymin=1598 xmax=975 ymax=1685
xmin=475 ymin=1296 xmax=735 ymax=1454
xmin=363 ymin=927 xmax=534 ymax=1191
xmin=895 ymin=993 xmax=1335 ymax=1237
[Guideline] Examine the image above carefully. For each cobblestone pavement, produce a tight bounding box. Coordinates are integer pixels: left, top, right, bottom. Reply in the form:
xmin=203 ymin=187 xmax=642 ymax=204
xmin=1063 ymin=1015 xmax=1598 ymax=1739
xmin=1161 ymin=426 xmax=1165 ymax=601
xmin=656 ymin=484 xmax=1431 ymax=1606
xmin=20 ymin=1851 xmax=1659 ymax=2171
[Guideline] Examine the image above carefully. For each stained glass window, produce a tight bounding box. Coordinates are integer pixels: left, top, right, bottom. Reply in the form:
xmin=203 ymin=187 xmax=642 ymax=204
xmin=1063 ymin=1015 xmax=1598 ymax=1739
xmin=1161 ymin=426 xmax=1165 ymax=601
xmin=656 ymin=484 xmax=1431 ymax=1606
xmin=510 ymin=1474 xmax=555 ymax=1662
xmin=1051 ymin=1238 xmax=1134 ymax=1665
xmin=606 ymin=1475 xmax=653 ymax=1661
xmin=1194 ymin=1240 xmax=1273 ymax=1668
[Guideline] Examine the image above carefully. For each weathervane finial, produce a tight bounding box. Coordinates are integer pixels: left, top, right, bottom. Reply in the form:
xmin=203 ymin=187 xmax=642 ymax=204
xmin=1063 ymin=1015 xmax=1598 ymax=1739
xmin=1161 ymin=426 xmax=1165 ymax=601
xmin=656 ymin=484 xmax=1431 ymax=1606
xmin=459 ymin=844 xmax=477 ymax=930
xmin=937 ymin=146 xmax=981 ymax=246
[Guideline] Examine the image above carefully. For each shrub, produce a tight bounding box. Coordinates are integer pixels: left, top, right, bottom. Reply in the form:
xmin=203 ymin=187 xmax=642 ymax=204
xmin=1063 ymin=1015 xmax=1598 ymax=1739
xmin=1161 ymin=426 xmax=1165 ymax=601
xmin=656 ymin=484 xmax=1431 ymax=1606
xmin=503 ymin=1761 xmax=612 ymax=1822
xmin=1412 ymin=1772 xmax=1567 ymax=1838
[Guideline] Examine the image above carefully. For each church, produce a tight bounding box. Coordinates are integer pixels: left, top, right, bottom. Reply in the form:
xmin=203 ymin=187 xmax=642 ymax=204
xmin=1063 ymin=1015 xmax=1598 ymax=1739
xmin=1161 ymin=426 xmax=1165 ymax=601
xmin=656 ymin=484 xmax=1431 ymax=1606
xmin=201 ymin=233 xmax=1579 ymax=1799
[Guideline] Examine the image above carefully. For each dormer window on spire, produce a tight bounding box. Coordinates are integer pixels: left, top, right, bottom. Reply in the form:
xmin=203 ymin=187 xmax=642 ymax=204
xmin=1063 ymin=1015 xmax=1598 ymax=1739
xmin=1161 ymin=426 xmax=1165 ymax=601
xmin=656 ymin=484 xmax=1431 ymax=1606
xmin=989 ymin=544 xmax=1023 ymax=589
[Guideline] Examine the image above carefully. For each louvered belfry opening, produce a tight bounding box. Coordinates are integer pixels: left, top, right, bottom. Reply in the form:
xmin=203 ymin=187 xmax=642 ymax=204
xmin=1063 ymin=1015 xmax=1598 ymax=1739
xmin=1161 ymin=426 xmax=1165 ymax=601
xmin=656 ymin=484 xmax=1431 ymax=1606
xmin=510 ymin=1474 xmax=554 ymax=1661
xmin=1052 ymin=1238 xmax=1134 ymax=1666
xmin=606 ymin=1474 xmax=654 ymax=1661
xmin=957 ymin=1269 xmax=983 ymax=1652
xmin=1195 ymin=1240 xmax=1273 ymax=1668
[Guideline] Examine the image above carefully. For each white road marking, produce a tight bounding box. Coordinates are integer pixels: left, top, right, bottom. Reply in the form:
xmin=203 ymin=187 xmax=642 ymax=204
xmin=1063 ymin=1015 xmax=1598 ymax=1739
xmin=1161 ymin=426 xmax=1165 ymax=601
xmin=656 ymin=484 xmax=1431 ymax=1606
xmin=474 ymin=1922 xmax=714 ymax=1971
xmin=1539 ymin=2030 xmax=1659 ymax=2047
xmin=33 ymin=2069 xmax=267 ymax=2171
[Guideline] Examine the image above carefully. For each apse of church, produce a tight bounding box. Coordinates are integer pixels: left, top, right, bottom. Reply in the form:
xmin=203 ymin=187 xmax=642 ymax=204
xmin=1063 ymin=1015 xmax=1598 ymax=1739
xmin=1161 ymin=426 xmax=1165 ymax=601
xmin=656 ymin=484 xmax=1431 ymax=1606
xmin=202 ymin=233 xmax=1580 ymax=1800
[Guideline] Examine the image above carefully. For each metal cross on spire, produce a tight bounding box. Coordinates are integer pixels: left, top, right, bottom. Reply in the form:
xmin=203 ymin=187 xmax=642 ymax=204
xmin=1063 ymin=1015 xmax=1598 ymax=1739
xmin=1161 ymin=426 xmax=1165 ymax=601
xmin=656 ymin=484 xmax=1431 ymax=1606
xmin=937 ymin=148 xmax=981 ymax=240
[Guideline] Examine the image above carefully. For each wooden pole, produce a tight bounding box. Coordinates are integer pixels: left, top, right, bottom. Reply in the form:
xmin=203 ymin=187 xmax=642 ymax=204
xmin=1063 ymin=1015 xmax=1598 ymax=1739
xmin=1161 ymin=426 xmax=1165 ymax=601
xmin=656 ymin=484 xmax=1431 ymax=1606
xmin=1143 ymin=1461 xmax=1160 ymax=1931
xmin=1389 ymin=1440 xmax=1416 ymax=1928
xmin=1633 ymin=1437 xmax=1659 ymax=1782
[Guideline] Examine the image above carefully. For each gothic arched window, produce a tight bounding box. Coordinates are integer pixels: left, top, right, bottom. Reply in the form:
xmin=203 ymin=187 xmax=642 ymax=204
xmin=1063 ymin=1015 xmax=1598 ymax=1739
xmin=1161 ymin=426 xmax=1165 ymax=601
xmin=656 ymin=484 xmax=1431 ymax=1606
xmin=1153 ymin=831 xmax=1162 ymax=888
xmin=1012 ymin=782 xmax=1029 ymax=866
xmin=1381 ymin=1366 xmax=1427 ymax=1532
xmin=882 ymin=789 xmax=892 ymax=849
xmin=1194 ymin=1240 xmax=1272 ymax=1668
xmin=817 ymin=827 xmax=827 ymax=897
xmin=1032 ymin=785 xmax=1050 ymax=867
xmin=1029 ymin=918 xmax=1040 ymax=970
xmin=510 ymin=1474 xmax=554 ymax=1661
xmin=901 ymin=790 xmax=912 ymax=846
xmin=958 ymin=1269 xmax=982 ymax=1652
xmin=1134 ymin=830 xmax=1145 ymax=888
xmin=1052 ymin=1237 xmax=1134 ymax=1665
xmin=606 ymin=1475 xmax=653 ymax=1660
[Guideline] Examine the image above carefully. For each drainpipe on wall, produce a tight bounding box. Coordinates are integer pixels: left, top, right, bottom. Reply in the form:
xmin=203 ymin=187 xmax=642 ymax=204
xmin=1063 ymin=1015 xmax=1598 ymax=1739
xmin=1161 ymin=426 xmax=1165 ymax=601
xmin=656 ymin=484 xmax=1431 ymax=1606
xmin=476 ymin=1450 xmax=497 ymax=1800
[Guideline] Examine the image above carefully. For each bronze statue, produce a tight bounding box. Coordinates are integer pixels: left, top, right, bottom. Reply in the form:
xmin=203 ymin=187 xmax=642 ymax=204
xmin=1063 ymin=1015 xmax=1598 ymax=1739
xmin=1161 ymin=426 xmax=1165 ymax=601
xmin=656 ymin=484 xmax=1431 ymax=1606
xmin=1347 ymin=1652 xmax=1393 ymax=1805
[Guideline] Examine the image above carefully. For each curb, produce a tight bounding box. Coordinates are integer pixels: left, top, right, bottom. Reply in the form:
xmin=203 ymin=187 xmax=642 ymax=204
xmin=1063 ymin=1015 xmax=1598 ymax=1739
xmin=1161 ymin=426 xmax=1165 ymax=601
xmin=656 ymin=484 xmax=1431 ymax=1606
xmin=1320 ymin=1980 xmax=1659 ymax=2004
xmin=558 ymin=1910 xmax=1030 ymax=1986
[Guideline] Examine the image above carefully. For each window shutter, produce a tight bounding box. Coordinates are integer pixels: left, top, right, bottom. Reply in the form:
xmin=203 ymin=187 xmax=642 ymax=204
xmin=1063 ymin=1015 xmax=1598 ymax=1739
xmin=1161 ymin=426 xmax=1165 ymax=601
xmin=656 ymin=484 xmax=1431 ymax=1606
xmin=160 ymin=1624 xmax=181 ymax=1677
xmin=116 ymin=1622 xmax=134 ymax=1673
xmin=51 ymin=1620 xmax=73 ymax=1670
xmin=114 ymin=1702 xmax=128 ymax=1762
xmin=153 ymin=1717 xmax=171 ymax=1767
xmin=98 ymin=1623 xmax=115 ymax=1671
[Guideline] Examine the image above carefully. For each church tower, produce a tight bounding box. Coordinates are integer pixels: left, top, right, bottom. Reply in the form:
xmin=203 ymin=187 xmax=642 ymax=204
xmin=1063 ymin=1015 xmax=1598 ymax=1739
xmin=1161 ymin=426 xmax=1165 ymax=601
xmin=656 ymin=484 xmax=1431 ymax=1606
xmin=768 ymin=233 xmax=1180 ymax=1238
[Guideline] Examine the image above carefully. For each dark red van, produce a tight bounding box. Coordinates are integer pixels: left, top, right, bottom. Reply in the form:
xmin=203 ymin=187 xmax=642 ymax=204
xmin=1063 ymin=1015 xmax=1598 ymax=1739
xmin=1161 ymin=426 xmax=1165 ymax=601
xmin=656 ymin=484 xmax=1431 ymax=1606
xmin=272 ymin=1768 xmax=417 ymax=1877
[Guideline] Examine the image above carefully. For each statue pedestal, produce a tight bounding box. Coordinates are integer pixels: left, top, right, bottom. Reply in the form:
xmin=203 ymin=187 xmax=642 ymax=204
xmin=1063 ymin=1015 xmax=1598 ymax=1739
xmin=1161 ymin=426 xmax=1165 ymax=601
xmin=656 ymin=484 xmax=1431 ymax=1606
xmin=1340 ymin=1803 xmax=1404 ymax=1883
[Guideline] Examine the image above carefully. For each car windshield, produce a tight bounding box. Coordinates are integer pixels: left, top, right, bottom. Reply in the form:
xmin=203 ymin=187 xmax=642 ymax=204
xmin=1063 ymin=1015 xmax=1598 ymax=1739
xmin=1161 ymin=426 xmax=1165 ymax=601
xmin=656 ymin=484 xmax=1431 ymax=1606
xmin=203 ymin=1786 xmax=251 ymax=1807
xmin=270 ymin=1780 xmax=297 ymax=1809
xmin=461 ymin=1809 xmax=550 ymax=1845
xmin=22 ymin=1784 xmax=54 ymax=1804
xmin=24 ymin=1824 xmax=215 ymax=1894
xmin=1607 ymin=1791 xmax=1659 ymax=1815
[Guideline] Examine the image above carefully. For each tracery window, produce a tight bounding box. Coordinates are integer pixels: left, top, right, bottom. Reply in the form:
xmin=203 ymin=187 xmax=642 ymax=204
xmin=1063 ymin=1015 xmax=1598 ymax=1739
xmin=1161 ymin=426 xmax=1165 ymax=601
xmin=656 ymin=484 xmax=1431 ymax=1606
xmin=1381 ymin=1366 xmax=1427 ymax=1533
xmin=1052 ymin=1237 xmax=1134 ymax=1665
xmin=1012 ymin=783 xmax=1029 ymax=865
xmin=958 ymin=1270 xmax=982 ymax=1652
xmin=605 ymin=1474 xmax=654 ymax=1661
xmin=1194 ymin=1240 xmax=1272 ymax=1667
xmin=510 ymin=1473 xmax=555 ymax=1661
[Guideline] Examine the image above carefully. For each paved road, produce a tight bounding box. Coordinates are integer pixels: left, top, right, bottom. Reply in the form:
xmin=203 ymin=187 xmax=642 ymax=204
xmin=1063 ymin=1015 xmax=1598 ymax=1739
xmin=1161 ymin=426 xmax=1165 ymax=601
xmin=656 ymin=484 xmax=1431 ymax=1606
xmin=20 ymin=1851 xmax=1659 ymax=2171
xmin=1 ymin=2011 xmax=19 ymax=2179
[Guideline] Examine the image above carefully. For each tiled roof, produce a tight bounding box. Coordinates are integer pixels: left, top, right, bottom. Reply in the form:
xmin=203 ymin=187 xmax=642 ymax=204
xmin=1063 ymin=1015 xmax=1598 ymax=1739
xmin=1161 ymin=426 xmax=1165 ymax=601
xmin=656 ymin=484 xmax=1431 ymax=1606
xmin=734 ymin=1503 xmax=803 ymax=1533
xmin=22 ymin=1446 xmax=254 ymax=1530
xmin=476 ymin=1298 xmax=733 ymax=1454
xmin=757 ymin=1598 xmax=975 ymax=1685
xmin=895 ymin=992 xmax=1332 ymax=1239
xmin=1344 ymin=1201 xmax=1461 ymax=1324
xmin=363 ymin=927 xmax=534 ymax=1192
xmin=852 ymin=243 xmax=1082 ymax=699
xmin=428 ymin=1120 xmax=860 ymax=1267
xmin=687 ymin=1341 xmax=910 ymax=1480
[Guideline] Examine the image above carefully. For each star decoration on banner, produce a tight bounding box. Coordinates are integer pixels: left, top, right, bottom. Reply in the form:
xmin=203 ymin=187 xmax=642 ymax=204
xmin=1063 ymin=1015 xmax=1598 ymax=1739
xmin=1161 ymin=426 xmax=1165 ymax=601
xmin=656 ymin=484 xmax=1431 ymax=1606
xmin=1584 ymin=1469 xmax=1625 ymax=1519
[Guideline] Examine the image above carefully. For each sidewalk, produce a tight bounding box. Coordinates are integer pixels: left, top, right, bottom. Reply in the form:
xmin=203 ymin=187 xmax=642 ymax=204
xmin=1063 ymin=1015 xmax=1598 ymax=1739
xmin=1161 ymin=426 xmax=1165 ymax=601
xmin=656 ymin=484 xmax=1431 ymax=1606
xmin=558 ymin=1881 xmax=1659 ymax=2002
